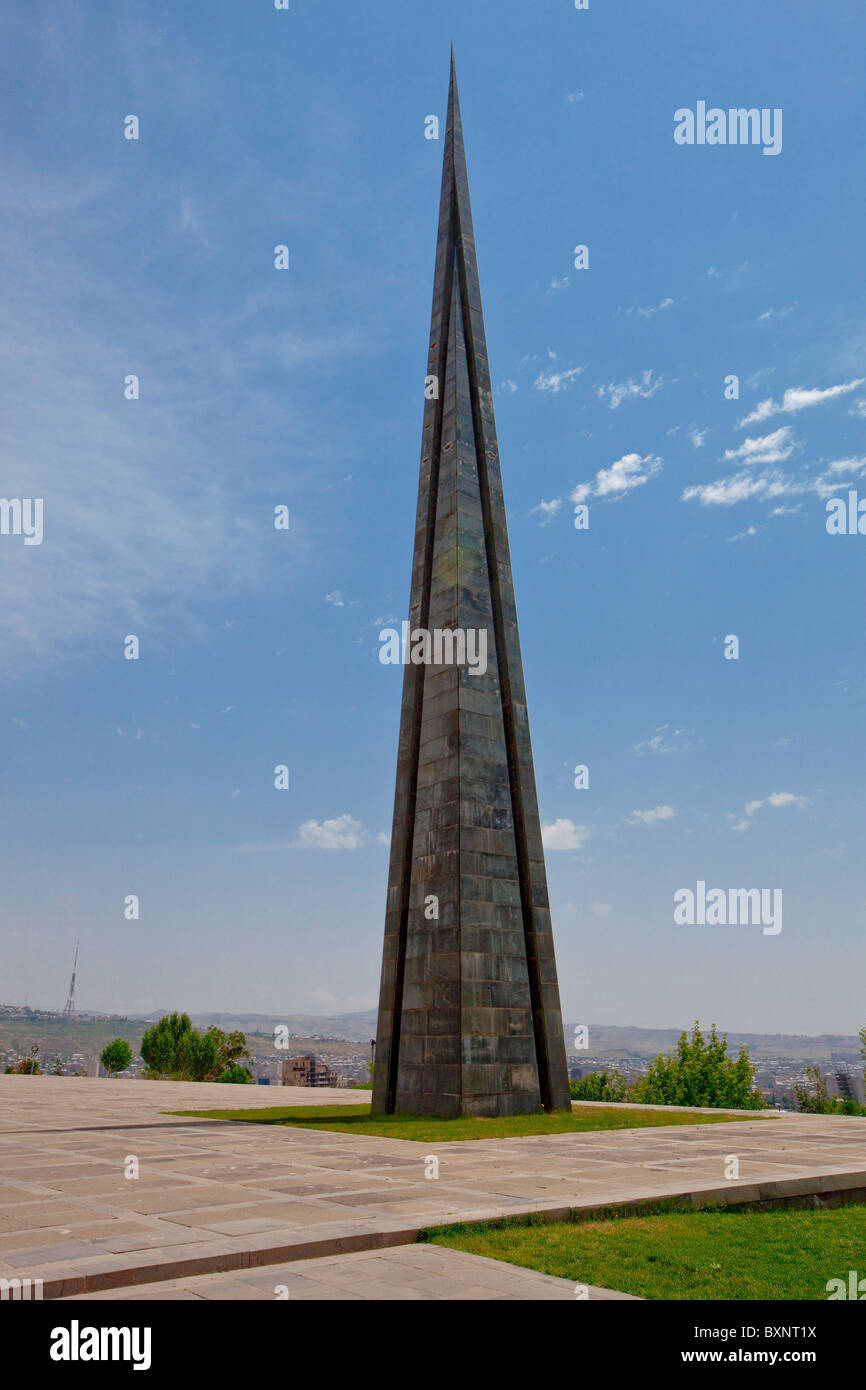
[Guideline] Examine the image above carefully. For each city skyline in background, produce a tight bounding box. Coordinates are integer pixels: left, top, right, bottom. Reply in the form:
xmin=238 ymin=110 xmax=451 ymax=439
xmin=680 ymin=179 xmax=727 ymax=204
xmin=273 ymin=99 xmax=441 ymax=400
xmin=1 ymin=1 xmax=865 ymax=1034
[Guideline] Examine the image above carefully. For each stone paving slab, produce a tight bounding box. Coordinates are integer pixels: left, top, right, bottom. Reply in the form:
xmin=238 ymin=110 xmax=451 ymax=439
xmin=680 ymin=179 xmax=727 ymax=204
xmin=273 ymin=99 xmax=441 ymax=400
xmin=1 ymin=1075 xmax=865 ymax=1300
xmin=66 ymin=1242 xmax=639 ymax=1301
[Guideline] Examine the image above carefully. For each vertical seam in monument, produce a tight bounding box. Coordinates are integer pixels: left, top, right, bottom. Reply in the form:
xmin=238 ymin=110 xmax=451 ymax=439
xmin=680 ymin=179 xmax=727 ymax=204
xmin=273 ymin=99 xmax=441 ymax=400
xmin=454 ymin=233 xmax=554 ymax=1114
xmin=386 ymin=198 xmax=458 ymax=1114
xmin=453 ymin=233 xmax=464 ymax=1116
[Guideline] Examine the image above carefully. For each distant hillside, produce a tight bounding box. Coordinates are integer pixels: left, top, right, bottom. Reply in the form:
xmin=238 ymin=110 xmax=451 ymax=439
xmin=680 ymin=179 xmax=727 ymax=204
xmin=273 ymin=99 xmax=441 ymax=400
xmin=132 ymin=1009 xmax=379 ymax=1042
xmin=137 ymin=1012 xmax=862 ymax=1061
xmin=4 ymin=1004 xmax=859 ymax=1064
xmin=0 ymin=1007 xmax=377 ymax=1059
xmin=563 ymin=1024 xmax=864 ymax=1062
xmin=0 ymin=1014 xmax=146 ymax=1058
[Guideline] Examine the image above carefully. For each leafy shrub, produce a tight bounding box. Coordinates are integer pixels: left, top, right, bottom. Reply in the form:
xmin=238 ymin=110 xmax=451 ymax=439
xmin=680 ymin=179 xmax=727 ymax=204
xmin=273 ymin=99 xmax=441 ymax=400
xmin=100 ymin=1039 xmax=132 ymax=1076
xmin=569 ymin=1069 xmax=630 ymax=1102
xmin=631 ymin=1022 xmax=763 ymax=1110
xmin=794 ymin=1064 xmax=866 ymax=1116
xmin=141 ymin=1013 xmax=249 ymax=1082
xmin=214 ymin=1065 xmax=253 ymax=1084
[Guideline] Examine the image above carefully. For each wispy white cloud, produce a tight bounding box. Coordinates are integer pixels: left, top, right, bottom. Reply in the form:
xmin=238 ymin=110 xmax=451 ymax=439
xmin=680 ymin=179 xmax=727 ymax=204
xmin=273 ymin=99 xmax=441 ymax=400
xmin=633 ymin=725 xmax=694 ymax=756
xmin=530 ymin=498 xmax=563 ymax=524
xmin=825 ymin=456 xmax=866 ymax=475
xmin=811 ymin=458 xmax=866 ymax=499
xmin=0 ymin=79 xmax=389 ymax=680
xmin=706 ymin=261 xmax=749 ymax=281
xmin=542 ymin=819 xmax=592 ymax=850
xmin=572 ymin=452 xmax=662 ymax=504
xmin=728 ymin=791 xmax=808 ymax=831
xmin=682 ymin=470 xmax=801 ymax=507
xmin=596 ymin=369 xmax=662 ymax=410
xmin=738 ymin=379 xmax=864 ymax=427
xmin=0 ymin=279 xmax=368 ymax=677
xmin=757 ymin=304 xmax=797 ymax=323
xmin=723 ymin=427 xmax=795 ymax=465
xmin=175 ymin=193 xmax=215 ymax=254
xmin=684 ymin=456 xmax=866 ymax=508
xmin=534 ymin=365 xmax=583 ymax=393
xmin=628 ymin=805 xmax=675 ymax=825
xmin=625 ymin=297 xmax=674 ymax=319
xmin=746 ymin=366 xmax=775 ymax=389
xmin=238 ymin=813 xmax=381 ymax=853
xmin=295 ymin=814 xmax=368 ymax=849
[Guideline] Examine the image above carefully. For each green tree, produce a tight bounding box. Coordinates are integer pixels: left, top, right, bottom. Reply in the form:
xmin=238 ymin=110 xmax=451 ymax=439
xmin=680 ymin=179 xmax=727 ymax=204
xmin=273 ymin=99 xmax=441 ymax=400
xmin=631 ymin=1022 xmax=764 ymax=1110
xmin=140 ymin=1014 xmax=248 ymax=1082
xmin=177 ymin=1026 xmax=218 ymax=1082
xmin=11 ymin=1050 xmax=40 ymax=1073
xmin=794 ymin=1064 xmax=865 ymax=1117
xmin=206 ymin=1027 xmax=249 ymax=1075
xmin=353 ymin=1056 xmax=375 ymax=1089
xmin=12 ymin=1046 xmax=41 ymax=1075
xmin=12 ymin=1058 xmax=39 ymax=1074
xmin=569 ymin=1068 xmax=630 ymax=1102
xmin=794 ymin=1064 xmax=843 ymax=1115
xmin=214 ymin=1064 xmax=253 ymax=1084
xmin=141 ymin=1012 xmax=192 ymax=1078
xmin=100 ymin=1039 xmax=133 ymax=1076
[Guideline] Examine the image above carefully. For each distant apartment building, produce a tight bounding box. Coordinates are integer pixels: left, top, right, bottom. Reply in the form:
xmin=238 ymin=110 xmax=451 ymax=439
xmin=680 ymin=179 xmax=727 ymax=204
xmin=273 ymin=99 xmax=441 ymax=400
xmin=281 ymin=1054 xmax=345 ymax=1088
xmin=826 ymin=1068 xmax=865 ymax=1105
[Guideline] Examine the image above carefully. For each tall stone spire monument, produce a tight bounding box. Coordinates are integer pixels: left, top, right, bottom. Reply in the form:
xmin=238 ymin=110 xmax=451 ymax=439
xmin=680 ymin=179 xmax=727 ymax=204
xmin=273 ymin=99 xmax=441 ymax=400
xmin=372 ymin=54 xmax=571 ymax=1117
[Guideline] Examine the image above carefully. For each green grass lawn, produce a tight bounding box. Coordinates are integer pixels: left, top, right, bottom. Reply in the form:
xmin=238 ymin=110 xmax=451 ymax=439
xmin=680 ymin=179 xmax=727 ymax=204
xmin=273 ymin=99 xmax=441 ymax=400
xmin=424 ymin=1203 xmax=866 ymax=1299
xmin=170 ymin=1102 xmax=760 ymax=1142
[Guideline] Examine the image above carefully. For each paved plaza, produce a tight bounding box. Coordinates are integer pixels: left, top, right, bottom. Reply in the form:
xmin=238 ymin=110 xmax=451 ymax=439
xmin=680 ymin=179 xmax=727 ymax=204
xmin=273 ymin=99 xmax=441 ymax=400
xmin=1 ymin=1076 xmax=865 ymax=1300
xmin=66 ymin=1242 xmax=639 ymax=1301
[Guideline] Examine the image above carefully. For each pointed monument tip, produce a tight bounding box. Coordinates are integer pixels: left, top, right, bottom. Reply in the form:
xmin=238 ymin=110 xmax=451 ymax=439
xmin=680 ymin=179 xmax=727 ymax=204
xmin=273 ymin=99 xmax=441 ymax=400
xmin=448 ymin=44 xmax=459 ymax=108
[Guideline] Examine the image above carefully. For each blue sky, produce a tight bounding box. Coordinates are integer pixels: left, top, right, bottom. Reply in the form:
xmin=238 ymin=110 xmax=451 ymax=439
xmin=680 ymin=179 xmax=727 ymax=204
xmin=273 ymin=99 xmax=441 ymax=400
xmin=1 ymin=0 xmax=864 ymax=1033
